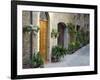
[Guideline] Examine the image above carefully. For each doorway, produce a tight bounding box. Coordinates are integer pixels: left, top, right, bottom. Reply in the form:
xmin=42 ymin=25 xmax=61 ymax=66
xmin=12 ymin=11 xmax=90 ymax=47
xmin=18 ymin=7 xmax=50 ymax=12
xmin=58 ymin=22 xmax=67 ymax=47
xmin=39 ymin=12 xmax=49 ymax=62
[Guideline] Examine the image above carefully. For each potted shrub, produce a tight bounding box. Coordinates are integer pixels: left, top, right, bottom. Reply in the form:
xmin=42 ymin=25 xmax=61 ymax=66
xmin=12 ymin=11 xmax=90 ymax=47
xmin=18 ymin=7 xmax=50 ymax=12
xmin=51 ymin=46 xmax=67 ymax=62
xmin=31 ymin=52 xmax=44 ymax=68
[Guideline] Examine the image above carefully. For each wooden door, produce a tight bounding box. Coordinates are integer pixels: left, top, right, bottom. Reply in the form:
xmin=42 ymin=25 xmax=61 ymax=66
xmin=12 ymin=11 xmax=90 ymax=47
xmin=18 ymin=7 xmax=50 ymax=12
xmin=40 ymin=20 xmax=48 ymax=62
xmin=58 ymin=25 xmax=65 ymax=47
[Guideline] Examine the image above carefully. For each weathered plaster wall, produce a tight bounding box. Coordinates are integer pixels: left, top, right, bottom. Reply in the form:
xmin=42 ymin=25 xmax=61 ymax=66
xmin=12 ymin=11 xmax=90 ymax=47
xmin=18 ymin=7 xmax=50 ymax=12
xmin=48 ymin=13 xmax=89 ymax=62
xmin=74 ymin=14 xmax=90 ymax=31
xmin=48 ymin=12 xmax=74 ymax=62
xmin=22 ymin=11 xmax=31 ymax=68
xmin=49 ymin=12 xmax=73 ymax=54
xmin=22 ymin=11 xmax=31 ymax=27
xmin=22 ymin=11 xmax=40 ymax=68
xmin=32 ymin=12 xmax=40 ymax=54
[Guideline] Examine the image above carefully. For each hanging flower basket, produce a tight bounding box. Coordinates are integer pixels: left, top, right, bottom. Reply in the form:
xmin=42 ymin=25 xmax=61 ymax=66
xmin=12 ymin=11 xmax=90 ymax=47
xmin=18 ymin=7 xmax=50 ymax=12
xmin=23 ymin=25 xmax=40 ymax=35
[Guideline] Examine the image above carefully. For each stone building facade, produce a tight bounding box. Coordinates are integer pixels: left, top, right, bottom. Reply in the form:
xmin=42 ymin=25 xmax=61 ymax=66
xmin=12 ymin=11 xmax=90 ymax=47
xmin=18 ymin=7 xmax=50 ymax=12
xmin=22 ymin=11 xmax=89 ymax=68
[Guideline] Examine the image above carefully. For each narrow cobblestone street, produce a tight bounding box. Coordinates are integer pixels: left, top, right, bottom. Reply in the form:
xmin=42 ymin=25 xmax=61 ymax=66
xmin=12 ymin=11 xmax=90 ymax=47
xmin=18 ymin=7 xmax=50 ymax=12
xmin=44 ymin=44 xmax=90 ymax=68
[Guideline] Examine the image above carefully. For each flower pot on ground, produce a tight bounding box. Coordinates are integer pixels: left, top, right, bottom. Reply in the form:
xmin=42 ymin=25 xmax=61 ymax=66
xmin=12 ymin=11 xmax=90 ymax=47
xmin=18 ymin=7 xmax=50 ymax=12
xmin=31 ymin=52 xmax=44 ymax=68
xmin=51 ymin=46 xmax=67 ymax=62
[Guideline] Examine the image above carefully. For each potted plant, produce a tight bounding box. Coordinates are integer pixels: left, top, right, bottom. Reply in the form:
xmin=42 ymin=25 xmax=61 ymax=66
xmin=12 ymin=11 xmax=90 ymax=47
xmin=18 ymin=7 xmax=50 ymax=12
xmin=51 ymin=46 xmax=67 ymax=62
xmin=51 ymin=29 xmax=59 ymax=38
xmin=23 ymin=25 xmax=40 ymax=35
xmin=32 ymin=25 xmax=40 ymax=35
xmin=23 ymin=26 xmax=33 ymax=33
xmin=31 ymin=52 xmax=44 ymax=68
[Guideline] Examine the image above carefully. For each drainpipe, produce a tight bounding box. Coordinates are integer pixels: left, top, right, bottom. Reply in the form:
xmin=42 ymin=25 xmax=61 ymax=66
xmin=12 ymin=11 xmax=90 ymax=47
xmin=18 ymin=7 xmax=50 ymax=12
xmin=30 ymin=11 xmax=33 ymax=68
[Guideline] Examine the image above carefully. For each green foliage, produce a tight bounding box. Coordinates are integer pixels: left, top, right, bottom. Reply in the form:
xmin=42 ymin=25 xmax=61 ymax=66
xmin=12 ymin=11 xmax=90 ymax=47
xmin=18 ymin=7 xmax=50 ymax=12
xmin=23 ymin=26 xmax=33 ymax=32
xmin=76 ymin=30 xmax=89 ymax=46
xmin=52 ymin=46 xmax=67 ymax=62
xmin=67 ymin=23 xmax=76 ymax=42
xmin=51 ymin=29 xmax=59 ymax=38
xmin=67 ymin=23 xmax=76 ymax=33
xmin=67 ymin=41 xmax=80 ymax=54
xmin=85 ymin=31 xmax=89 ymax=44
xmin=32 ymin=52 xmax=44 ymax=68
xmin=23 ymin=25 xmax=40 ymax=33
xmin=33 ymin=26 xmax=40 ymax=32
xmin=67 ymin=30 xmax=89 ymax=54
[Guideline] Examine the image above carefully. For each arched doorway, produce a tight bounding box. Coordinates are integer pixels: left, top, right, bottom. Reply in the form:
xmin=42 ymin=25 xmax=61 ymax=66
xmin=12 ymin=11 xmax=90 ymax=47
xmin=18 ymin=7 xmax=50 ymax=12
xmin=58 ymin=22 xmax=68 ymax=48
xmin=39 ymin=12 xmax=49 ymax=63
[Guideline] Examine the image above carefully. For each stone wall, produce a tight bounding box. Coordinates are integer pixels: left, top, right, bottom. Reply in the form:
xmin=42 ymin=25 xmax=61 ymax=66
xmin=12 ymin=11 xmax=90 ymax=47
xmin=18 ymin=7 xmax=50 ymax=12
xmin=22 ymin=11 xmax=31 ymax=68
xmin=49 ymin=12 xmax=89 ymax=62
xmin=49 ymin=12 xmax=73 ymax=54
xmin=22 ymin=11 xmax=90 ymax=65
xmin=22 ymin=11 xmax=40 ymax=68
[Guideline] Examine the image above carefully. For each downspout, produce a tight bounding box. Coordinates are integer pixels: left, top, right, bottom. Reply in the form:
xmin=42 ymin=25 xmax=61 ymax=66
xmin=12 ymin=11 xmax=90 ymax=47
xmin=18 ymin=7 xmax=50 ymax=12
xmin=30 ymin=11 xmax=33 ymax=68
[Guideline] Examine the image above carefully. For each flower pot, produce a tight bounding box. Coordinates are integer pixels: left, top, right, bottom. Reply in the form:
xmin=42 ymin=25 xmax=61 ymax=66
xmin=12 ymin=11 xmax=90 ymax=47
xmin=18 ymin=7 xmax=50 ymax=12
xmin=51 ymin=56 xmax=60 ymax=62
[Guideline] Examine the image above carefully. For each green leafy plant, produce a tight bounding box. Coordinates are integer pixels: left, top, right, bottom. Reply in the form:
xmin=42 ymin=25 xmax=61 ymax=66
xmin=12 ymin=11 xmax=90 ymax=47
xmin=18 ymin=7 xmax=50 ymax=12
xmin=85 ymin=31 xmax=89 ymax=44
xmin=32 ymin=26 xmax=40 ymax=35
xmin=67 ymin=42 xmax=75 ymax=54
xmin=66 ymin=23 xmax=89 ymax=54
xmin=23 ymin=26 xmax=33 ymax=33
xmin=67 ymin=41 xmax=80 ymax=54
xmin=31 ymin=52 xmax=44 ymax=68
xmin=67 ymin=23 xmax=76 ymax=42
xmin=51 ymin=29 xmax=59 ymax=38
xmin=51 ymin=46 xmax=67 ymax=62
xmin=67 ymin=23 xmax=76 ymax=33
xmin=23 ymin=25 xmax=40 ymax=35
xmin=76 ymin=29 xmax=89 ymax=47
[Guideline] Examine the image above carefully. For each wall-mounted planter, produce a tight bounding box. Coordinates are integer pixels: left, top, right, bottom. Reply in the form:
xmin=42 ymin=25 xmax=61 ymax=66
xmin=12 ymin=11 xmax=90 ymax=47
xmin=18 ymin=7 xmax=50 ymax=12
xmin=51 ymin=29 xmax=59 ymax=38
xmin=23 ymin=25 xmax=40 ymax=35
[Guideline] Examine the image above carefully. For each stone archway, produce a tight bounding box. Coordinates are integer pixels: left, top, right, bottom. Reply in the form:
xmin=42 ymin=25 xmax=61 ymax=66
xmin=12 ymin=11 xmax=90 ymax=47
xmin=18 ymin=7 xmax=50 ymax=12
xmin=58 ymin=22 xmax=68 ymax=48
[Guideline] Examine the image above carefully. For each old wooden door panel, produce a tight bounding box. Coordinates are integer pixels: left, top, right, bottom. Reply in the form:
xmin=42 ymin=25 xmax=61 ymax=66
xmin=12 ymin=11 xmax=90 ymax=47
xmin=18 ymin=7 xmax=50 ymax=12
xmin=58 ymin=25 xmax=64 ymax=47
xmin=40 ymin=20 xmax=48 ymax=62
